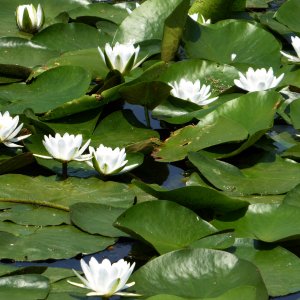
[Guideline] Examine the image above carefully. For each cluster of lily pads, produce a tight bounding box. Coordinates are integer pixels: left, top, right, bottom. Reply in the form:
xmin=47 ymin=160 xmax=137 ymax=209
xmin=1 ymin=0 xmax=300 ymax=299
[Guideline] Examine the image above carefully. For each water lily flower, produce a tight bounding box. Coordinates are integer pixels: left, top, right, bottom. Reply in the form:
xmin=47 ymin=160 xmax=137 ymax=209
xmin=189 ymin=13 xmax=211 ymax=24
xmin=16 ymin=4 xmax=44 ymax=34
xmin=0 ymin=111 xmax=31 ymax=147
xmin=234 ymin=67 xmax=284 ymax=92
xmin=87 ymin=144 xmax=138 ymax=175
xmin=126 ymin=2 xmax=140 ymax=14
xmin=281 ymin=36 xmax=300 ymax=63
xmin=231 ymin=53 xmax=237 ymax=61
xmin=168 ymin=78 xmax=218 ymax=106
xmin=34 ymin=133 xmax=91 ymax=163
xmin=98 ymin=42 xmax=146 ymax=74
xmin=68 ymin=257 xmax=138 ymax=297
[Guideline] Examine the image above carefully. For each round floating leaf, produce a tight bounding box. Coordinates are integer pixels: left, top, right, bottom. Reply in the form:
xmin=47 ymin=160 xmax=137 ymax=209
xmin=0 ymin=174 xmax=135 ymax=209
xmin=115 ymin=0 xmax=186 ymax=43
xmin=115 ymin=200 xmax=217 ymax=254
xmin=146 ymin=286 xmax=258 ymax=300
xmin=0 ymin=224 xmax=114 ymax=261
xmin=184 ymin=20 xmax=281 ymax=68
xmin=44 ymin=48 xmax=108 ymax=80
xmin=0 ymin=274 xmax=49 ymax=300
xmin=189 ymin=152 xmax=300 ymax=195
xmin=153 ymin=91 xmax=280 ymax=162
xmin=32 ymin=23 xmax=102 ymax=53
xmin=70 ymin=203 xmax=129 ymax=238
xmin=232 ymin=239 xmax=300 ymax=297
xmin=0 ymin=37 xmax=59 ymax=68
xmin=68 ymin=3 xmax=128 ymax=24
xmin=0 ymin=65 xmax=91 ymax=114
xmin=158 ymin=59 xmax=238 ymax=94
xmin=132 ymin=180 xmax=248 ymax=213
xmin=275 ymin=0 xmax=300 ymax=33
xmin=131 ymin=248 xmax=268 ymax=299
xmin=0 ymin=203 xmax=69 ymax=226
xmin=91 ymin=110 xmax=160 ymax=149
xmin=212 ymin=203 xmax=300 ymax=242
xmin=0 ymin=152 xmax=34 ymax=175
xmin=189 ymin=232 xmax=235 ymax=250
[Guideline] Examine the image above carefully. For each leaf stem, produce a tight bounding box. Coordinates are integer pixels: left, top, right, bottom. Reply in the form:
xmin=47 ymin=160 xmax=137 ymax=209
xmin=0 ymin=198 xmax=69 ymax=212
xmin=144 ymin=106 xmax=151 ymax=128
xmin=62 ymin=162 xmax=68 ymax=179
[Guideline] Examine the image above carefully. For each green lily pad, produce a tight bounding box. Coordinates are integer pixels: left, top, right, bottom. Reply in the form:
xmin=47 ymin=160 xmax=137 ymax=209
xmin=0 ymin=224 xmax=114 ymax=260
xmin=132 ymin=180 xmax=248 ymax=212
xmin=184 ymin=20 xmax=281 ymax=68
xmin=32 ymin=23 xmax=102 ymax=53
xmin=70 ymin=203 xmax=129 ymax=238
xmin=91 ymin=110 xmax=160 ymax=149
xmin=232 ymin=238 xmax=300 ymax=297
xmin=154 ymin=91 xmax=279 ymax=162
xmin=115 ymin=0 xmax=186 ymax=43
xmin=0 ymin=65 xmax=91 ymax=114
xmin=0 ymin=37 xmax=59 ymax=68
xmin=132 ymin=248 xmax=268 ymax=299
xmin=212 ymin=203 xmax=300 ymax=242
xmin=115 ymin=200 xmax=217 ymax=254
xmin=189 ymin=232 xmax=235 ymax=250
xmin=0 ymin=274 xmax=49 ymax=300
xmin=67 ymin=3 xmax=128 ymax=25
xmin=275 ymin=0 xmax=300 ymax=33
xmin=0 ymin=174 xmax=135 ymax=209
xmin=189 ymin=152 xmax=300 ymax=195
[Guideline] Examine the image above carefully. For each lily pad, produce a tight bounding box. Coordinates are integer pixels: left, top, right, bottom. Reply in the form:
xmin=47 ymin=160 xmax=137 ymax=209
xmin=184 ymin=20 xmax=281 ymax=68
xmin=132 ymin=248 xmax=268 ymax=299
xmin=212 ymin=203 xmax=300 ymax=242
xmin=189 ymin=152 xmax=300 ymax=195
xmin=275 ymin=0 xmax=300 ymax=33
xmin=0 ymin=65 xmax=91 ymax=114
xmin=115 ymin=200 xmax=217 ymax=254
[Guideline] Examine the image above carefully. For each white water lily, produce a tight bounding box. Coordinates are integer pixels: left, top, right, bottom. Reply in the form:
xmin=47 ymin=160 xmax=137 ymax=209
xmin=281 ymin=36 xmax=300 ymax=63
xmin=34 ymin=133 xmax=91 ymax=163
xmin=126 ymin=2 xmax=140 ymax=14
xmin=68 ymin=257 xmax=138 ymax=297
xmin=87 ymin=144 xmax=138 ymax=175
xmin=0 ymin=111 xmax=31 ymax=147
xmin=98 ymin=42 xmax=146 ymax=74
xmin=169 ymin=78 xmax=218 ymax=106
xmin=234 ymin=67 xmax=284 ymax=92
xmin=189 ymin=13 xmax=211 ymax=24
xmin=16 ymin=4 xmax=44 ymax=34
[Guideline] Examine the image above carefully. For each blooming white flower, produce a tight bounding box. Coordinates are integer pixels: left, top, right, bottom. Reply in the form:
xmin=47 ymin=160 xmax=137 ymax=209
xmin=126 ymin=2 xmax=140 ymax=14
xmin=34 ymin=133 xmax=91 ymax=163
xmin=98 ymin=42 xmax=146 ymax=74
xmin=281 ymin=36 xmax=300 ymax=63
xmin=68 ymin=257 xmax=138 ymax=297
xmin=87 ymin=144 xmax=138 ymax=175
xmin=234 ymin=67 xmax=284 ymax=92
xmin=168 ymin=78 xmax=218 ymax=106
xmin=189 ymin=13 xmax=211 ymax=24
xmin=231 ymin=53 xmax=237 ymax=61
xmin=0 ymin=111 xmax=31 ymax=147
xmin=16 ymin=4 xmax=44 ymax=34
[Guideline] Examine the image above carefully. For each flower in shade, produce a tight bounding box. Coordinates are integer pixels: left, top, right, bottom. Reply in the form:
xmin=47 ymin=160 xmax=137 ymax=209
xmin=281 ymin=36 xmax=300 ymax=63
xmin=168 ymin=78 xmax=218 ymax=106
xmin=34 ymin=133 xmax=91 ymax=163
xmin=87 ymin=144 xmax=138 ymax=175
xmin=234 ymin=67 xmax=284 ymax=92
xmin=68 ymin=257 xmax=138 ymax=297
xmin=126 ymin=2 xmax=140 ymax=14
xmin=189 ymin=13 xmax=211 ymax=24
xmin=98 ymin=42 xmax=147 ymax=74
xmin=0 ymin=111 xmax=31 ymax=147
xmin=16 ymin=4 xmax=44 ymax=34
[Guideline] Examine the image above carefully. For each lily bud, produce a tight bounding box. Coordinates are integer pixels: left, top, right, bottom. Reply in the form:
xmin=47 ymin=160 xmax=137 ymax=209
xmin=16 ymin=4 xmax=44 ymax=34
